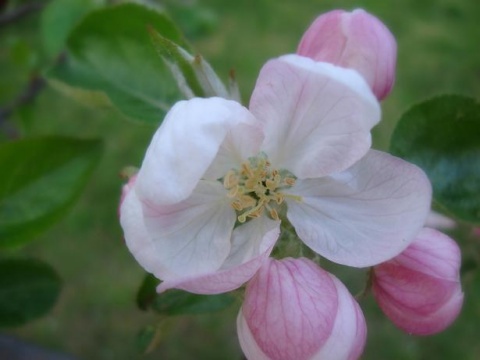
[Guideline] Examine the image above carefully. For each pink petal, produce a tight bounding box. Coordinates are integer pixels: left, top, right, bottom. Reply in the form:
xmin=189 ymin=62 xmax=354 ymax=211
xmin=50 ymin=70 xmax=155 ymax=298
xmin=286 ymin=150 xmax=432 ymax=267
xmin=373 ymin=228 xmax=464 ymax=335
xmin=136 ymin=97 xmax=257 ymax=207
xmin=391 ymin=227 xmax=461 ymax=280
xmin=141 ymin=180 xmax=236 ymax=278
xmin=297 ymin=9 xmax=397 ymax=100
xmin=237 ymin=258 xmax=366 ymax=360
xmin=250 ymin=54 xmax=380 ymax=179
xmin=157 ymin=217 xmax=280 ymax=294
xmin=312 ymin=276 xmax=367 ymax=360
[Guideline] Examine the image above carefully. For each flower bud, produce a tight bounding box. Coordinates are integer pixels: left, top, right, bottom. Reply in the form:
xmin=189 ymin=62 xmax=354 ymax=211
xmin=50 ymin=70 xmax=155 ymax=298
xmin=297 ymin=9 xmax=396 ymax=100
xmin=237 ymin=257 xmax=366 ymax=360
xmin=372 ymin=228 xmax=463 ymax=335
xmin=425 ymin=211 xmax=456 ymax=230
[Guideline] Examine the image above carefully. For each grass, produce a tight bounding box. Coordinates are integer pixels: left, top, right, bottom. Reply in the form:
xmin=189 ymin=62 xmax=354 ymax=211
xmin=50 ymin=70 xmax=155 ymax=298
xmin=1 ymin=0 xmax=480 ymax=358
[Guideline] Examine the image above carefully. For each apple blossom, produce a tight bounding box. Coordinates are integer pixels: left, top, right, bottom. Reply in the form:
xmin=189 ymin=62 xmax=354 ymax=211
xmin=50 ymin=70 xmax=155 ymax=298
xmin=237 ymin=257 xmax=366 ymax=360
xmin=119 ymin=54 xmax=431 ymax=295
xmin=297 ymin=9 xmax=397 ymax=100
xmin=372 ymin=227 xmax=464 ymax=335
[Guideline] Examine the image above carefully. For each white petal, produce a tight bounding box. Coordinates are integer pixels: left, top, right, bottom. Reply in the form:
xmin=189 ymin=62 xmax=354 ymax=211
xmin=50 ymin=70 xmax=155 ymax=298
xmin=119 ymin=185 xmax=174 ymax=280
xmin=250 ymin=54 xmax=380 ymax=178
xmin=205 ymin=121 xmax=264 ymax=180
xmin=136 ymin=97 xmax=256 ymax=206
xmin=142 ymin=180 xmax=236 ymax=278
xmin=157 ymin=217 xmax=280 ymax=294
xmin=286 ymin=150 xmax=432 ymax=267
xmin=221 ymin=217 xmax=280 ymax=269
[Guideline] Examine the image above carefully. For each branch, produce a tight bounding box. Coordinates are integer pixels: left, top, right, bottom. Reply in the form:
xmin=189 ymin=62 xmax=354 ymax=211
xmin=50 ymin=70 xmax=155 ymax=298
xmin=0 ymin=2 xmax=44 ymax=27
xmin=0 ymin=75 xmax=46 ymax=138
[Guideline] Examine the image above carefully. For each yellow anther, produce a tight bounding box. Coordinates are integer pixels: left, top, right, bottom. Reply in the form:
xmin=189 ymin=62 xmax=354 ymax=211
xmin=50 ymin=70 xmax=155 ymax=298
xmin=223 ymin=170 xmax=238 ymax=189
xmin=227 ymin=184 xmax=239 ymax=198
xmin=265 ymin=178 xmax=278 ymax=191
xmin=245 ymin=178 xmax=259 ymax=189
xmin=284 ymin=177 xmax=296 ymax=186
xmin=268 ymin=207 xmax=280 ymax=221
xmin=222 ymin=154 xmax=297 ymax=223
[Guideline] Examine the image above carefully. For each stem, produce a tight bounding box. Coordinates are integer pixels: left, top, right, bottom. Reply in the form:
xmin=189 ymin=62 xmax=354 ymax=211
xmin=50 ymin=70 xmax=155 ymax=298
xmin=0 ymin=2 xmax=44 ymax=27
xmin=355 ymin=267 xmax=374 ymax=301
xmin=0 ymin=75 xmax=46 ymax=138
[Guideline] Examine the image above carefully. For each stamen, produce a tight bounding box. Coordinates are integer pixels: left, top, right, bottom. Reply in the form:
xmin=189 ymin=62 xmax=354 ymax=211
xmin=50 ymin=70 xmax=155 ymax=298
xmin=222 ymin=154 xmax=300 ymax=222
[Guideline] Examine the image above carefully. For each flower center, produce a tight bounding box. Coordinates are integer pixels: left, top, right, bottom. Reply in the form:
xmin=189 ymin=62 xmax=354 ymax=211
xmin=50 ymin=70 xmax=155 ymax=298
xmin=223 ymin=153 xmax=298 ymax=223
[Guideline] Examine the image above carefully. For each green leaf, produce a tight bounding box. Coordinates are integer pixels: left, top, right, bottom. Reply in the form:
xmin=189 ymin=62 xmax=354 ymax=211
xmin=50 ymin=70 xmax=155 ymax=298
xmin=136 ymin=273 xmax=159 ymax=311
xmin=390 ymin=95 xmax=480 ymax=224
xmin=0 ymin=136 xmax=103 ymax=248
xmin=152 ymin=289 xmax=235 ymax=316
xmin=41 ymin=0 xmax=104 ymax=57
xmin=46 ymin=3 xmax=189 ymax=123
xmin=136 ymin=274 xmax=235 ymax=316
xmin=0 ymin=258 xmax=62 ymax=327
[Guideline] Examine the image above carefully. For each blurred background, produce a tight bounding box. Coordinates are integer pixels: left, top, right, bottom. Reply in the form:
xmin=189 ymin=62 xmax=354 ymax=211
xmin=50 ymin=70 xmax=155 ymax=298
xmin=1 ymin=0 xmax=479 ymax=359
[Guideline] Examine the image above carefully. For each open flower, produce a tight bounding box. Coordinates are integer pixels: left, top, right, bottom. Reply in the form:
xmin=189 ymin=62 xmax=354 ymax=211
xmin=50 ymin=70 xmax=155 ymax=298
xmin=372 ymin=227 xmax=464 ymax=335
xmin=297 ymin=9 xmax=397 ymax=100
xmin=238 ymin=257 xmax=366 ymax=360
xmin=119 ymin=54 xmax=431 ymax=294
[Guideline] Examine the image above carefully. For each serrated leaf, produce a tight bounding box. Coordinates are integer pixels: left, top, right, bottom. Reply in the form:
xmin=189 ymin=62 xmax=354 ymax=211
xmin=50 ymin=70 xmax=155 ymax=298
xmin=390 ymin=95 xmax=480 ymax=224
xmin=0 ymin=258 xmax=62 ymax=327
xmin=0 ymin=136 xmax=103 ymax=248
xmin=46 ymin=3 xmax=189 ymax=124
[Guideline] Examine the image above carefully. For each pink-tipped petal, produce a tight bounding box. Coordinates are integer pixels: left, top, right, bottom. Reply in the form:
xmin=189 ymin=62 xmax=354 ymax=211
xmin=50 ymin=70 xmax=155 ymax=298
xmin=136 ymin=97 xmax=257 ymax=207
xmin=312 ymin=275 xmax=367 ymax=360
xmin=250 ymin=54 xmax=380 ymax=178
xmin=286 ymin=150 xmax=432 ymax=267
xmin=298 ymin=9 xmax=397 ymax=100
xmin=157 ymin=217 xmax=280 ymax=294
xmin=238 ymin=258 xmax=366 ymax=360
xmin=373 ymin=228 xmax=464 ymax=335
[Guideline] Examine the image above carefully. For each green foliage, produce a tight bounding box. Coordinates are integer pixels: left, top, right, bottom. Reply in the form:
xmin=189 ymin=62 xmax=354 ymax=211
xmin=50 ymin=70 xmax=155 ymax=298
xmin=137 ymin=274 xmax=235 ymax=316
xmin=46 ymin=3 xmax=189 ymax=123
xmin=0 ymin=136 xmax=103 ymax=248
xmin=136 ymin=273 xmax=160 ymax=311
xmin=148 ymin=27 xmax=206 ymax=97
xmin=135 ymin=324 xmax=162 ymax=355
xmin=153 ymin=290 xmax=235 ymax=316
xmin=390 ymin=95 xmax=480 ymax=224
xmin=0 ymin=258 xmax=62 ymax=327
xmin=41 ymin=0 xmax=104 ymax=57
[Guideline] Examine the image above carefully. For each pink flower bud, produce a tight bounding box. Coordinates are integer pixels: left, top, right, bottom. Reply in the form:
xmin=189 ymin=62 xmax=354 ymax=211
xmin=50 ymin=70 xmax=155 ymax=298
xmin=297 ymin=9 xmax=397 ymax=100
xmin=372 ymin=228 xmax=463 ymax=335
xmin=237 ymin=257 xmax=366 ymax=360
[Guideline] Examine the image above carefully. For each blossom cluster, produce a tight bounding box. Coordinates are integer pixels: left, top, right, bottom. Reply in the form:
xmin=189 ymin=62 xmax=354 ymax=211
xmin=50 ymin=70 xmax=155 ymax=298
xmin=119 ymin=9 xmax=463 ymax=360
